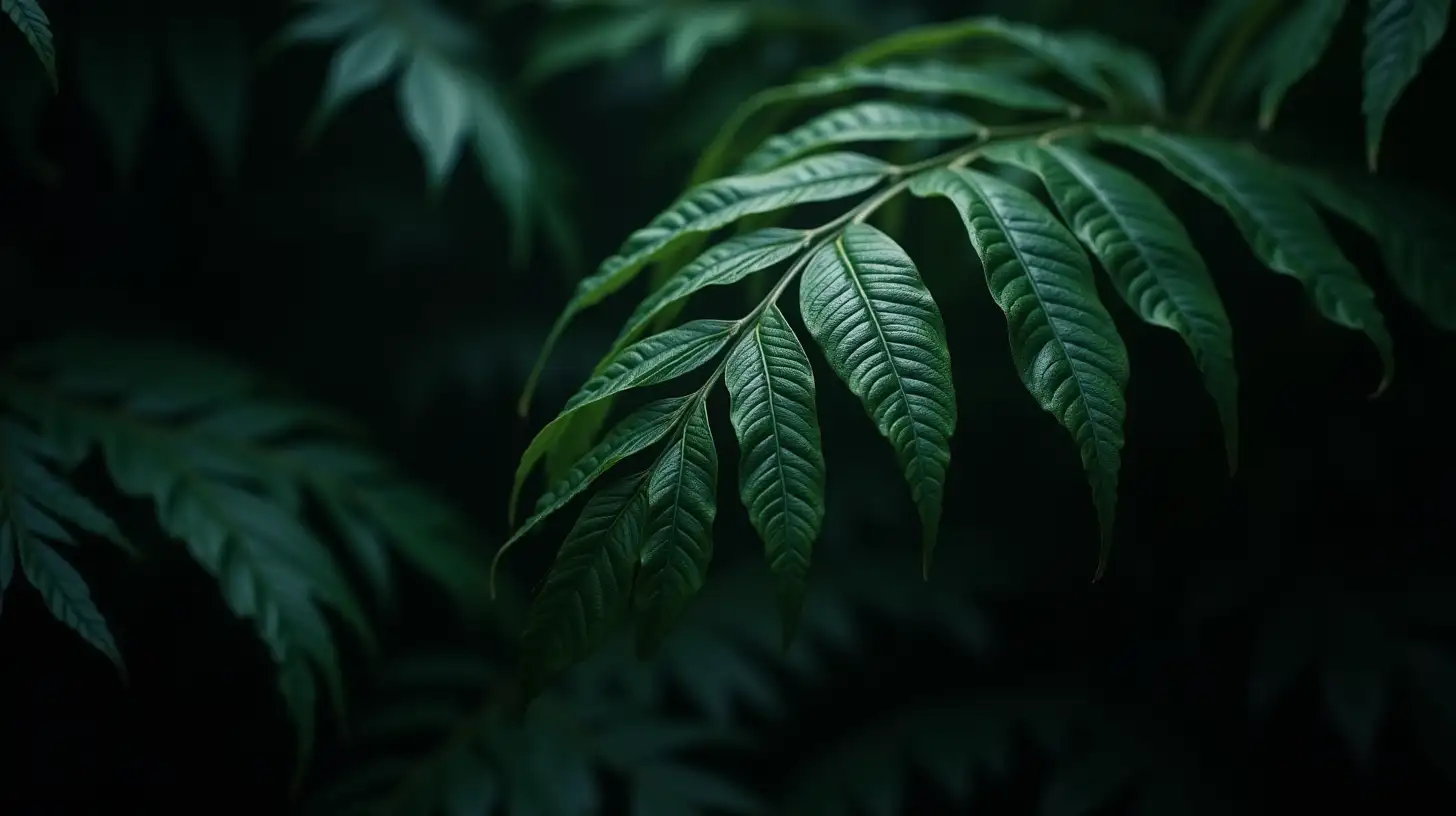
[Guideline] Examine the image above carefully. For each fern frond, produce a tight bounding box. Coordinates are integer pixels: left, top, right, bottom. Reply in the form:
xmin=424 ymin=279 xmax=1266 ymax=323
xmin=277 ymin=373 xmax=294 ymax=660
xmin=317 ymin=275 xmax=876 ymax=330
xmin=502 ymin=12 xmax=1431 ymax=693
xmin=0 ymin=337 xmax=492 ymax=766
xmin=2 ymin=0 xmax=56 ymax=89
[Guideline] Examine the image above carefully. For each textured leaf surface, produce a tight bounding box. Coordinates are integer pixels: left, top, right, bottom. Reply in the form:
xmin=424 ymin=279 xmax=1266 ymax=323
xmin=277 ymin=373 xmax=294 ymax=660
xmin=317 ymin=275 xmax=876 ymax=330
xmin=507 ymin=397 xmax=691 ymax=551
xmin=636 ymin=402 xmax=718 ymax=655
xmin=1363 ymin=0 xmax=1451 ymax=168
xmin=1101 ymin=127 xmax=1394 ymax=391
xmin=724 ymin=306 xmax=826 ymax=644
xmin=739 ymin=101 xmax=983 ymax=174
xmin=0 ymin=419 xmax=127 ymax=671
xmin=520 ymin=475 xmax=647 ymax=696
xmin=1288 ymin=167 xmax=1456 ymax=331
xmin=989 ymin=142 xmax=1237 ymax=471
xmin=799 ymin=223 xmax=956 ymax=572
xmin=511 ymin=320 xmax=736 ymax=523
xmin=3 ymin=0 xmax=55 ymax=88
xmin=524 ymin=153 xmax=890 ymax=407
xmin=909 ymin=167 xmax=1127 ymax=571
xmin=1260 ymin=0 xmax=1350 ymax=128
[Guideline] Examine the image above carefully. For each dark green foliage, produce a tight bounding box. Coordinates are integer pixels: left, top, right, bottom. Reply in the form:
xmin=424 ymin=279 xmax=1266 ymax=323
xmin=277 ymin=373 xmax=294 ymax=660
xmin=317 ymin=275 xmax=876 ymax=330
xmin=507 ymin=11 xmax=1454 ymax=697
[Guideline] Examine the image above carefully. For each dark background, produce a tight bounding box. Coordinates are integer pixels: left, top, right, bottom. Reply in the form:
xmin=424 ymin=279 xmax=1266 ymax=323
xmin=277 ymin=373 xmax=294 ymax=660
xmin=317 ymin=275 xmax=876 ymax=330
xmin=2 ymin=0 xmax=1453 ymax=813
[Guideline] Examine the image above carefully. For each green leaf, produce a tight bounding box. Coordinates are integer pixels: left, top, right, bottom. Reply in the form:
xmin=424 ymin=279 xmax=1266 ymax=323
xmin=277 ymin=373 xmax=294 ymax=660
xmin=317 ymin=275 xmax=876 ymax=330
xmin=614 ymin=229 xmax=809 ymax=354
xmin=524 ymin=7 xmax=668 ymax=84
xmin=804 ymin=62 xmax=1077 ymax=114
xmin=1176 ymin=0 xmax=1257 ymax=95
xmin=1363 ymin=0 xmax=1451 ymax=169
xmin=837 ymin=15 xmax=1162 ymax=111
xmin=469 ymin=79 xmax=537 ymax=256
xmin=1260 ymin=0 xmax=1351 ymax=129
xmin=399 ymin=54 xmax=473 ymax=189
xmin=739 ymin=101 xmax=985 ymax=174
xmin=315 ymin=25 xmax=406 ymax=126
xmin=987 ymin=142 xmax=1238 ymax=472
xmin=1100 ymin=127 xmax=1394 ymax=393
xmin=76 ymin=23 xmax=158 ymax=177
xmin=522 ymin=153 xmax=892 ymax=413
xmin=511 ymin=319 xmax=737 ymax=524
xmin=166 ymin=11 xmax=252 ymax=173
xmin=662 ymin=5 xmax=751 ymax=82
xmin=1287 ymin=167 xmax=1456 ymax=331
xmin=635 ymin=401 xmax=719 ymax=656
xmin=520 ymin=475 xmax=648 ymax=697
xmin=17 ymin=537 xmax=125 ymax=675
xmin=1059 ymin=31 xmax=1167 ymax=114
xmin=0 ymin=418 xmax=127 ymax=672
xmin=724 ymin=305 xmax=826 ymax=645
xmin=799 ymin=223 xmax=956 ymax=574
xmin=909 ymin=167 xmax=1127 ymax=574
xmin=502 ymin=397 xmax=691 ymax=566
xmin=3 ymin=0 xmax=55 ymax=89
xmin=539 ymin=230 xmax=808 ymax=488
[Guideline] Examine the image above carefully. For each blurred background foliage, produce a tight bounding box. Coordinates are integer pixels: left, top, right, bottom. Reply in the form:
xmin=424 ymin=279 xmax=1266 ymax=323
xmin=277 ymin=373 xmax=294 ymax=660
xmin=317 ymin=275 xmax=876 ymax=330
xmin=1 ymin=0 xmax=1453 ymax=813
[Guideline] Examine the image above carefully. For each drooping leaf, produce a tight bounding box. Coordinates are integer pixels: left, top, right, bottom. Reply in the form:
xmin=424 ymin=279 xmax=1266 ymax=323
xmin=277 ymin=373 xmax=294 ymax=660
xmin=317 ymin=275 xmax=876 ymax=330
xmin=1259 ymin=0 xmax=1350 ymax=128
xmin=909 ymin=167 xmax=1127 ymax=573
xmin=987 ymin=142 xmax=1238 ymax=472
xmin=1099 ymin=127 xmax=1394 ymax=393
xmin=724 ymin=305 xmax=826 ymax=645
xmin=76 ymin=22 xmax=158 ymax=177
xmin=0 ymin=418 xmax=127 ymax=672
xmin=1287 ymin=166 xmax=1456 ymax=331
xmin=166 ymin=11 xmax=252 ymax=173
xmin=3 ymin=0 xmax=55 ymax=89
xmin=662 ymin=4 xmax=751 ymax=82
xmin=1059 ymin=31 xmax=1167 ymax=114
xmin=399 ymin=54 xmax=473 ymax=189
xmin=510 ymin=320 xmax=738 ymax=524
xmin=1363 ymin=0 xmax=1451 ymax=169
xmin=16 ymin=537 xmax=125 ymax=676
xmin=313 ymin=25 xmax=406 ymax=128
xmin=635 ymin=401 xmax=719 ymax=656
xmin=520 ymin=475 xmax=648 ymax=697
xmin=799 ymin=223 xmax=956 ymax=574
xmin=1175 ymin=0 xmax=1257 ymax=96
xmin=503 ymin=397 xmax=691 ymax=560
xmin=739 ymin=101 xmax=985 ymax=174
xmin=522 ymin=153 xmax=892 ymax=412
